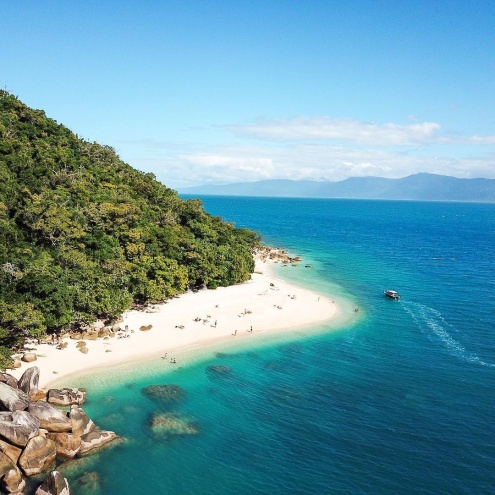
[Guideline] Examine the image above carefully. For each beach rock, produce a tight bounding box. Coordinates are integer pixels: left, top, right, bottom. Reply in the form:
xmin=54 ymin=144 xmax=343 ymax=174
xmin=141 ymin=385 xmax=186 ymax=405
xmin=148 ymin=412 xmax=199 ymax=439
xmin=9 ymin=359 xmax=22 ymax=370
xmin=46 ymin=433 xmax=81 ymax=459
xmin=0 ymin=451 xmax=26 ymax=493
xmin=68 ymin=406 xmax=95 ymax=437
xmin=56 ymin=342 xmax=68 ymax=350
xmin=18 ymin=436 xmax=57 ymax=476
xmin=35 ymin=470 xmax=71 ymax=495
xmin=21 ymin=352 xmax=37 ymax=363
xmin=31 ymin=390 xmax=47 ymax=402
xmin=0 ymin=382 xmax=30 ymax=411
xmin=0 ymin=411 xmax=40 ymax=447
xmin=47 ymin=388 xmax=86 ymax=407
xmin=18 ymin=366 xmax=40 ymax=399
xmin=0 ymin=438 xmax=22 ymax=464
xmin=79 ymin=430 xmax=117 ymax=454
xmin=78 ymin=347 xmax=89 ymax=354
xmin=139 ymin=324 xmax=152 ymax=331
xmin=97 ymin=328 xmax=110 ymax=338
xmin=69 ymin=333 xmax=82 ymax=341
xmin=28 ymin=403 xmax=72 ymax=433
xmin=89 ymin=320 xmax=105 ymax=330
xmin=87 ymin=332 xmax=99 ymax=341
xmin=111 ymin=323 xmax=121 ymax=332
xmin=75 ymin=342 xmax=86 ymax=349
xmin=0 ymin=373 xmax=17 ymax=389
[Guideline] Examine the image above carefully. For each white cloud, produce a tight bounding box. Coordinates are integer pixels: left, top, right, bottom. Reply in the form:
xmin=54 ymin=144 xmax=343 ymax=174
xmin=117 ymin=116 xmax=495 ymax=188
xmin=133 ymin=143 xmax=495 ymax=189
xmin=464 ymin=135 xmax=495 ymax=145
xmin=225 ymin=117 xmax=442 ymax=145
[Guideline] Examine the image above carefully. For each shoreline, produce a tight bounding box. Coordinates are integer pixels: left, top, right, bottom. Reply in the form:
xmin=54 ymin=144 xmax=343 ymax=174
xmin=10 ymin=257 xmax=355 ymax=389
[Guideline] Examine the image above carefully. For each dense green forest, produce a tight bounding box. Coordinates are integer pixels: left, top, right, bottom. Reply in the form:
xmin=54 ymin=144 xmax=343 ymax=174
xmin=0 ymin=90 xmax=259 ymax=367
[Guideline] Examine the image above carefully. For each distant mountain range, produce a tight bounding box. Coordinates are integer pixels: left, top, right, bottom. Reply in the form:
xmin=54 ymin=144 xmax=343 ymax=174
xmin=179 ymin=173 xmax=495 ymax=202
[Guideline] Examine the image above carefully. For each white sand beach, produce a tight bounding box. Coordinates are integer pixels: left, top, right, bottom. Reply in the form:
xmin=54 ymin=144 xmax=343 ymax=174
xmin=10 ymin=258 xmax=343 ymax=389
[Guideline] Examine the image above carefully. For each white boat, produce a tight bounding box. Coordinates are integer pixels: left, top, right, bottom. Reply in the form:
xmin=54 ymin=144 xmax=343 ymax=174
xmin=384 ymin=289 xmax=400 ymax=300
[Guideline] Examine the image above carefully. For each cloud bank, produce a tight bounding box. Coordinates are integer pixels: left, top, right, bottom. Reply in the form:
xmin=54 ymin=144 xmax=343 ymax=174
xmin=225 ymin=117 xmax=442 ymax=146
xmin=120 ymin=116 xmax=495 ymax=188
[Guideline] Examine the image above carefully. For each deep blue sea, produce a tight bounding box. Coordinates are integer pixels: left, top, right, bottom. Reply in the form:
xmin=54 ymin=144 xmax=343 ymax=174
xmin=60 ymin=197 xmax=495 ymax=495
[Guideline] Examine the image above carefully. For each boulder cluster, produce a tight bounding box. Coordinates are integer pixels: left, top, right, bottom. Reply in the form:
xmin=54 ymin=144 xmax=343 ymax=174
xmin=0 ymin=367 xmax=118 ymax=494
xmin=256 ymin=246 xmax=302 ymax=264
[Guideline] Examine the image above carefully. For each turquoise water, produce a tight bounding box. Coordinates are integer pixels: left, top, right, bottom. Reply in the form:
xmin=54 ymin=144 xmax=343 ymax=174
xmin=61 ymin=198 xmax=495 ymax=494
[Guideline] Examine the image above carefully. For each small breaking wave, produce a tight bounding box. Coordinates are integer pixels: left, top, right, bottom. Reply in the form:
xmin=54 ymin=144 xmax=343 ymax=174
xmin=402 ymin=301 xmax=495 ymax=368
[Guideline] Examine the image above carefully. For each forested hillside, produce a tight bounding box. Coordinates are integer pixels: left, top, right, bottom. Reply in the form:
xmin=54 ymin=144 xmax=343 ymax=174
xmin=0 ymin=90 xmax=259 ymax=365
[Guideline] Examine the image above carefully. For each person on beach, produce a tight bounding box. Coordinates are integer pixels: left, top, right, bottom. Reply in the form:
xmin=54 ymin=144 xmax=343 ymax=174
xmin=232 ymin=330 xmax=237 ymax=336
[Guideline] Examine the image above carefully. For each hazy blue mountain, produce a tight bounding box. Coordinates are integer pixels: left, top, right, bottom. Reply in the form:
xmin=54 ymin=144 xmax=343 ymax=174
xmin=179 ymin=174 xmax=495 ymax=202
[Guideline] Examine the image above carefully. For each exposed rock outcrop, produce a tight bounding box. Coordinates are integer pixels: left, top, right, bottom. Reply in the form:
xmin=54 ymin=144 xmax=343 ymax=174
xmin=0 ymin=451 xmax=25 ymax=493
xmin=18 ymin=436 xmax=57 ymax=476
xmin=0 ymin=374 xmax=17 ymax=390
xmin=0 ymin=411 xmax=40 ymax=447
xmin=47 ymin=388 xmax=86 ymax=407
xmin=68 ymin=406 xmax=95 ymax=437
xmin=28 ymin=403 xmax=73 ymax=433
xmin=46 ymin=433 xmax=81 ymax=460
xmin=35 ymin=470 xmax=71 ymax=495
xmin=79 ymin=430 xmax=117 ymax=454
xmin=0 ymin=439 xmax=22 ymax=464
xmin=0 ymin=382 xmax=30 ymax=411
xmin=18 ymin=366 xmax=40 ymax=399
xmin=0 ymin=366 xmax=120 ymax=493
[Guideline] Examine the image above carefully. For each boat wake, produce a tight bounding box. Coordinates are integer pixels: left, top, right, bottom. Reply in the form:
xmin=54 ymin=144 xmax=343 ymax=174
xmin=402 ymin=301 xmax=495 ymax=368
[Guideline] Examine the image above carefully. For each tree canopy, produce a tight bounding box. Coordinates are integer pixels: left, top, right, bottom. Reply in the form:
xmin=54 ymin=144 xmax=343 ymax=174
xmin=0 ymin=90 xmax=259 ymax=367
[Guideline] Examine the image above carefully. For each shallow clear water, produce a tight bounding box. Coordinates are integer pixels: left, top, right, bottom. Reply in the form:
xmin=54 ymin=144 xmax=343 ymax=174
xmin=60 ymin=198 xmax=495 ymax=494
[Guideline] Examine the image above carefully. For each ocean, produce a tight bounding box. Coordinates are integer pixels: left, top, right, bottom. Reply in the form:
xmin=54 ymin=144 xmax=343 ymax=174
xmin=58 ymin=197 xmax=495 ymax=494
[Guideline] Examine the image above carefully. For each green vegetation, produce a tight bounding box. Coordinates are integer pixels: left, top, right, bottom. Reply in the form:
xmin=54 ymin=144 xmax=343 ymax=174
xmin=0 ymin=90 xmax=259 ymax=368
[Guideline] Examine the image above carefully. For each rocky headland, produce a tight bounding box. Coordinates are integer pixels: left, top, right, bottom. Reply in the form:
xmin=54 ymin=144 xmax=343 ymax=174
xmin=0 ymin=366 xmax=119 ymax=494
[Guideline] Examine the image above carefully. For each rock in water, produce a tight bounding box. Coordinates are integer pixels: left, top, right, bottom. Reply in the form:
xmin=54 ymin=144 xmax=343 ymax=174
xmin=68 ymin=406 xmax=95 ymax=437
xmin=0 ymin=451 xmax=26 ymax=493
xmin=46 ymin=433 xmax=81 ymax=459
xmin=141 ymin=384 xmax=187 ymax=405
xmin=0 ymin=382 xmax=30 ymax=411
xmin=18 ymin=436 xmax=57 ymax=476
xmin=47 ymin=388 xmax=86 ymax=407
xmin=28 ymin=403 xmax=72 ymax=433
xmin=79 ymin=430 xmax=117 ymax=454
xmin=76 ymin=470 xmax=100 ymax=490
xmin=148 ymin=412 xmax=199 ymax=439
xmin=18 ymin=366 xmax=40 ymax=399
xmin=0 ymin=411 xmax=40 ymax=447
xmin=207 ymin=365 xmax=232 ymax=374
xmin=35 ymin=470 xmax=71 ymax=495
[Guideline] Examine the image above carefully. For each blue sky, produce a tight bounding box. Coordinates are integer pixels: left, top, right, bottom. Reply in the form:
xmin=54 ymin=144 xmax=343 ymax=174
xmin=2 ymin=1 xmax=495 ymax=187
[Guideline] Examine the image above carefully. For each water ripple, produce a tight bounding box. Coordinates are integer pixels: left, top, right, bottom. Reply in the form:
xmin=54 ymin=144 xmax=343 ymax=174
xmin=402 ymin=301 xmax=495 ymax=368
